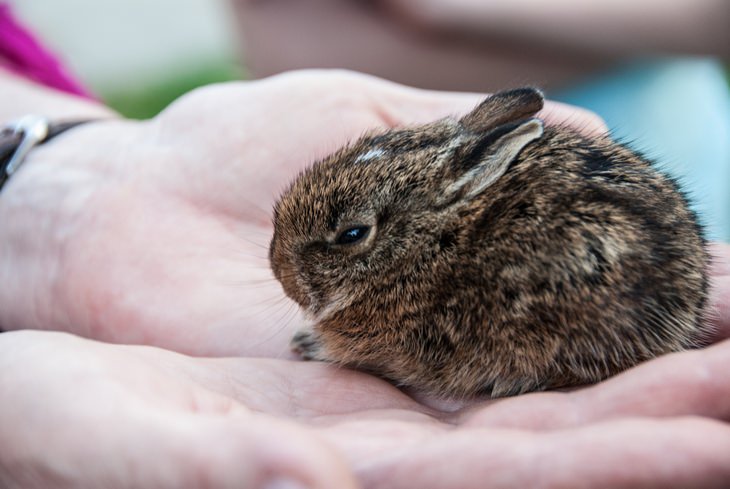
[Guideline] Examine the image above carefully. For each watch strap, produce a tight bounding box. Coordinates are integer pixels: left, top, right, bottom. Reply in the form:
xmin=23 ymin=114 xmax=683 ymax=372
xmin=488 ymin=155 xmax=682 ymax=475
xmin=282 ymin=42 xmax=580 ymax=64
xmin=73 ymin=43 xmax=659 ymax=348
xmin=0 ymin=118 xmax=92 ymax=190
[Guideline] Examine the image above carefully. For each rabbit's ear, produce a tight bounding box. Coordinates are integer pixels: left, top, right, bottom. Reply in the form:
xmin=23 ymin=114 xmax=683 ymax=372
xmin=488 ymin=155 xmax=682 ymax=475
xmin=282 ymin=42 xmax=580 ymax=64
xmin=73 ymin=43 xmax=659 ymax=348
xmin=444 ymin=118 xmax=544 ymax=201
xmin=460 ymin=88 xmax=544 ymax=133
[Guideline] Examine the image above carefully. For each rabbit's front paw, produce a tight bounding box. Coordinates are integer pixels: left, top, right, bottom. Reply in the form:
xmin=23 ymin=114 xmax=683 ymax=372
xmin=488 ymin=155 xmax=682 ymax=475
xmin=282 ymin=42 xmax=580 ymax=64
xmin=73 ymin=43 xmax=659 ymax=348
xmin=290 ymin=329 xmax=326 ymax=361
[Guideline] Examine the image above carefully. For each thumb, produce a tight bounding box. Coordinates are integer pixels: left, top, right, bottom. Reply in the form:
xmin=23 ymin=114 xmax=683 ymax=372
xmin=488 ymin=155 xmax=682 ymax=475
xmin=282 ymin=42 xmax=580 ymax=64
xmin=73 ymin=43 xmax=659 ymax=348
xmin=356 ymin=73 xmax=607 ymax=136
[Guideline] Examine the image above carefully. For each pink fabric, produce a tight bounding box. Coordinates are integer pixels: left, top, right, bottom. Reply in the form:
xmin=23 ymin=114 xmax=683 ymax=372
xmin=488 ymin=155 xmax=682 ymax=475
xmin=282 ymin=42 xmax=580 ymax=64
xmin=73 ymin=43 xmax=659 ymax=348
xmin=0 ymin=3 xmax=92 ymax=98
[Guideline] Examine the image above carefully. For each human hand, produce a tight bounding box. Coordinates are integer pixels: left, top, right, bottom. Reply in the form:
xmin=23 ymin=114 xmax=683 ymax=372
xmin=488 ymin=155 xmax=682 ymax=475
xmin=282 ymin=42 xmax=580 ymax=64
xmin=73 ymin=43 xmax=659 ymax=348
xmin=0 ymin=69 xmax=606 ymax=356
xmin=0 ymin=330 xmax=357 ymax=489
xmin=2 ymin=241 xmax=725 ymax=487
xmin=708 ymin=242 xmax=730 ymax=339
xmin=378 ymin=0 xmax=730 ymax=58
xmin=3 ymin=318 xmax=728 ymax=489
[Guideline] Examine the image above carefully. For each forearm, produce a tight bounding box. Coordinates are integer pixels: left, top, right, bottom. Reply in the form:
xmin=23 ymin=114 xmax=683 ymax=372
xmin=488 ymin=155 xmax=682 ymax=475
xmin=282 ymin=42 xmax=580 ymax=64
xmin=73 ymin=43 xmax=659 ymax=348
xmin=0 ymin=68 xmax=117 ymax=123
xmin=385 ymin=0 xmax=730 ymax=58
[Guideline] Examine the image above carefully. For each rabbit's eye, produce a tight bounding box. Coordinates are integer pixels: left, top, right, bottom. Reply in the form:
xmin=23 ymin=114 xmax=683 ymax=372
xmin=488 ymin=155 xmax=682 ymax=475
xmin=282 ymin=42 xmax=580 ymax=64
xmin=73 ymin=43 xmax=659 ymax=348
xmin=335 ymin=226 xmax=370 ymax=245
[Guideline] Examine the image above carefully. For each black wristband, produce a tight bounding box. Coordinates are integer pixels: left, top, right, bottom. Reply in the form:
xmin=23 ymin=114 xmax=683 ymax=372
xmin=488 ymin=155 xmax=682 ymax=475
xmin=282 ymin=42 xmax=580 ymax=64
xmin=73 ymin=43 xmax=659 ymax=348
xmin=0 ymin=118 xmax=93 ymax=190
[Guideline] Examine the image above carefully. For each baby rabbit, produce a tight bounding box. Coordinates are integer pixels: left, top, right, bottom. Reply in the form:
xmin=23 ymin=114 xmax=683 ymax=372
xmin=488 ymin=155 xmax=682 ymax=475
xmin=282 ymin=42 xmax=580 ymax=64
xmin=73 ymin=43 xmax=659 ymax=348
xmin=269 ymin=88 xmax=710 ymax=398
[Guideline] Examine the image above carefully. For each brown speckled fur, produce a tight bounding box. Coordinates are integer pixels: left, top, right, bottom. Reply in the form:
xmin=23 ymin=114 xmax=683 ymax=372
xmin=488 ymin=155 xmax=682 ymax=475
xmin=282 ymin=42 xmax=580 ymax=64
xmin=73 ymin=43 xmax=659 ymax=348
xmin=270 ymin=88 xmax=709 ymax=398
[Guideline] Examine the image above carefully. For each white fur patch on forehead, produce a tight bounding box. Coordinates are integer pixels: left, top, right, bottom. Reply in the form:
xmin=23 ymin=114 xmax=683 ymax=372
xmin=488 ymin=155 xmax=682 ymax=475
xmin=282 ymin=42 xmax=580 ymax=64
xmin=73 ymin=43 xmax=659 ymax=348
xmin=354 ymin=147 xmax=385 ymax=163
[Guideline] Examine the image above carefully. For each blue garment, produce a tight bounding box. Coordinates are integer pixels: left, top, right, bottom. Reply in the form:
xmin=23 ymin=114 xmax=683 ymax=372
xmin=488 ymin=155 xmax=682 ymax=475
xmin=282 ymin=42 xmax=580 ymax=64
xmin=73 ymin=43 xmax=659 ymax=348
xmin=552 ymin=58 xmax=730 ymax=242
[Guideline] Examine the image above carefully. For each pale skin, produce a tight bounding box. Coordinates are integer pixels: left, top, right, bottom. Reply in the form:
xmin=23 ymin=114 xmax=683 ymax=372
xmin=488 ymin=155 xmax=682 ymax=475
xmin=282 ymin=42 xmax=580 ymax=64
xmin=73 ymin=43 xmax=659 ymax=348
xmin=380 ymin=0 xmax=730 ymax=57
xmin=233 ymin=0 xmax=729 ymax=94
xmin=1 ymin=68 xmax=729 ymax=488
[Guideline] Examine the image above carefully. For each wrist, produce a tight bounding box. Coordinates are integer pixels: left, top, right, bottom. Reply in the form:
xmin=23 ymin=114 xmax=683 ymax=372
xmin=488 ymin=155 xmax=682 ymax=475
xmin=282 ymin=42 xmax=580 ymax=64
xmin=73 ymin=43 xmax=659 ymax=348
xmin=0 ymin=118 xmax=128 ymax=332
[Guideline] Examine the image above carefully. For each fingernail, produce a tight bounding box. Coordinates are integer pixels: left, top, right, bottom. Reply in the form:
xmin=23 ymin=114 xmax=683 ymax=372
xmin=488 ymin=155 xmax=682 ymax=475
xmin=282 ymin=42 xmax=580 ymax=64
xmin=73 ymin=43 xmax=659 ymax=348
xmin=263 ymin=477 xmax=309 ymax=489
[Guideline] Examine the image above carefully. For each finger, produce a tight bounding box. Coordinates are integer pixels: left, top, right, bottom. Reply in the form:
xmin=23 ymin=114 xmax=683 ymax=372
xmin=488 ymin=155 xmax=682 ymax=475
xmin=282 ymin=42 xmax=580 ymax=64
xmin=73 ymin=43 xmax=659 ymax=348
xmin=710 ymin=274 xmax=730 ymax=340
xmin=708 ymin=241 xmax=730 ymax=340
xmin=360 ymin=417 xmax=730 ymax=489
xmin=709 ymin=241 xmax=730 ymax=275
xmin=456 ymin=338 xmax=730 ymax=430
xmin=330 ymin=69 xmax=608 ymax=135
xmin=537 ymin=99 xmax=609 ymax=136
xmin=226 ymin=69 xmax=607 ymax=136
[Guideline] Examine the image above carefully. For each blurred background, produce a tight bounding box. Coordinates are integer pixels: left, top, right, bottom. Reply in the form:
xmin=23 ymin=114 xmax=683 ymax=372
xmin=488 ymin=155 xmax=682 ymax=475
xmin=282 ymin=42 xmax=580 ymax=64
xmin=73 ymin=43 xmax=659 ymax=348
xmin=9 ymin=0 xmax=242 ymax=118
xmin=6 ymin=0 xmax=730 ymax=240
